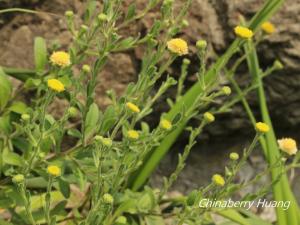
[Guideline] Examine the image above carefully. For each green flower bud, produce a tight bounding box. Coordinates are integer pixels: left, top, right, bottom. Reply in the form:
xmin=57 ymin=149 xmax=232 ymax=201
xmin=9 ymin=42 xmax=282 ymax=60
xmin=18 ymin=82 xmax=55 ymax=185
xmin=80 ymin=25 xmax=88 ymax=33
xmin=65 ymin=10 xmax=74 ymax=17
xmin=115 ymin=216 xmax=127 ymax=224
xmin=21 ymin=114 xmax=30 ymax=121
xmin=196 ymin=40 xmax=207 ymax=49
xmin=68 ymin=107 xmax=78 ymax=118
xmin=98 ymin=13 xmax=108 ymax=22
xmin=12 ymin=174 xmax=25 ymax=184
xmin=183 ymin=58 xmax=191 ymax=65
xmin=229 ymin=152 xmax=239 ymax=161
xmin=82 ymin=64 xmax=91 ymax=73
xmin=203 ymin=112 xmax=215 ymax=123
xmin=274 ymin=60 xmax=283 ymax=70
xmin=94 ymin=135 xmax=113 ymax=147
xmin=182 ymin=19 xmax=189 ymax=27
xmin=103 ymin=193 xmax=114 ymax=204
xmin=222 ymin=86 xmax=231 ymax=96
xmin=163 ymin=0 xmax=174 ymax=5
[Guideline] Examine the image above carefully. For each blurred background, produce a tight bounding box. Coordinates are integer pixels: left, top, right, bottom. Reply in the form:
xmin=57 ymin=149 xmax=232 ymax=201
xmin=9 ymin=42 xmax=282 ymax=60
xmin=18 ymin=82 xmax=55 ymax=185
xmin=0 ymin=0 xmax=299 ymax=215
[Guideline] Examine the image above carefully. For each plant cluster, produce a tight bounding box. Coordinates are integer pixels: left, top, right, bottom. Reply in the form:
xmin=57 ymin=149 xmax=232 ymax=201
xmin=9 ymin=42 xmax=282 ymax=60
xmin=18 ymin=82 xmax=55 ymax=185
xmin=0 ymin=0 xmax=299 ymax=225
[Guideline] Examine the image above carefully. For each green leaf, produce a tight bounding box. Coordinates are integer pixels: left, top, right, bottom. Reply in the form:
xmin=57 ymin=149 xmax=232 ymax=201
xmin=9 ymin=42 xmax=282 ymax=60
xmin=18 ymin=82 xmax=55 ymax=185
xmin=58 ymin=178 xmax=70 ymax=198
xmin=125 ymin=3 xmax=136 ymax=21
xmin=24 ymin=78 xmax=41 ymax=90
xmin=85 ymin=103 xmax=100 ymax=136
xmin=0 ymin=115 xmax=12 ymax=134
xmin=217 ymin=209 xmax=252 ymax=225
xmin=34 ymin=37 xmax=47 ymax=73
xmin=2 ymin=147 xmax=22 ymax=166
xmin=67 ymin=128 xmax=81 ymax=138
xmin=0 ymin=67 xmax=12 ymax=111
xmin=8 ymin=101 xmax=27 ymax=114
xmin=145 ymin=215 xmax=165 ymax=225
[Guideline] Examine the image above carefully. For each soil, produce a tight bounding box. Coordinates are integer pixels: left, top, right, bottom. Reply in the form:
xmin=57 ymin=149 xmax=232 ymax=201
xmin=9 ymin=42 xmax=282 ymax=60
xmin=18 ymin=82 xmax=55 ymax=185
xmin=1 ymin=0 xmax=300 ymax=217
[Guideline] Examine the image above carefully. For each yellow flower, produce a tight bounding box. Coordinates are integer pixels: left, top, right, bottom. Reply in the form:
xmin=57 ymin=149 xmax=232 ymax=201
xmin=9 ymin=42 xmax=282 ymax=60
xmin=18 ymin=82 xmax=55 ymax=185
xmin=255 ymin=122 xmax=269 ymax=133
xmin=261 ymin=22 xmax=275 ymax=34
xmin=126 ymin=102 xmax=140 ymax=113
xmin=160 ymin=119 xmax=172 ymax=130
xmin=222 ymin=86 xmax=231 ymax=96
xmin=47 ymin=79 xmax=65 ymax=92
xmin=47 ymin=165 xmax=61 ymax=177
xmin=278 ymin=138 xmax=298 ymax=155
xmin=167 ymin=38 xmax=188 ymax=56
xmin=127 ymin=130 xmax=139 ymax=140
xmin=234 ymin=26 xmax=254 ymax=39
xmin=50 ymin=51 xmax=71 ymax=67
xmin=204 ymin=112 xmax=215 ymax=123
xmin=212 ymin=174 xmax=225 ymax=187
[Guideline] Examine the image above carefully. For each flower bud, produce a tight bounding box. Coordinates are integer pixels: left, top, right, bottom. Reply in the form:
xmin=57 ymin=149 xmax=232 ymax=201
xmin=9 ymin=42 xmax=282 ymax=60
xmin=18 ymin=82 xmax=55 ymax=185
xmin=98 ymin=13 xmax=108 ymax=22
xmin=80 ymin=25 xmax=88 ymax=33
xmin=196 ymin=40 xmax=207 ymax=50
xmin=222 ymin=86 xmax=231 ymax=96
xmin=65 ymin=10 xmax=74 ymax=18
xmin=68 ymin=107 xmax=78 ymax=118
xmin=21 ymin=114 xmax=30 ymax=121
xmin=229 ymin=152 xmax=239 ymax=161
xmin=115 ymin=216 xmax=127 ymax=224
xmin=82 ymin=64 xmax=91 ymax=73
xmin=183 ymin=58 xmax=191 ymax=65
xmin=12 ymin=174 xmax=25 ymax=184
xmin=274 ymin=60 xmax=283 ymax=70
xmin=203 ymin=112 xmax=215 ymax=123
xmin=103 ymin=193 xmax=114 ymax=204
xmin=182 ymin=19 xmax=189 ymax=27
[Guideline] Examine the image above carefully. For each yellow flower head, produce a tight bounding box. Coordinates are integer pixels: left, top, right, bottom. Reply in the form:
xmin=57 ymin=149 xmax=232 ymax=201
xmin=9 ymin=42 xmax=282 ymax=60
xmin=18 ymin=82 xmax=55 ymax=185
xmin=278 ymin=138 xmax=298 ymax=155
xmin=50 ymin=51 xmax=71 ymax=67
xmin=212 ymin=174 xmax=225 ymax=187
xmin=160 ymin=119 xmax=172 ymax=130
xmin=261 ymin=22 xmax=275 ymax=34
xmin=222 ymin=86 xmax=231 ymax=96
xmin=127 ymin=130 xmax=139 ymax=140
xmin=126 ymin=102 xmax=140 ymax=113
xmin=204 ymin=112 xmax=215 ymax=123
xmin=255 ymin=122 xmax=269 ymax=133
xmin=167 ymin=38 xmax=188 ymax=56
xmin=47 ymin=165 xmax=61 ymax=177
xmin=47 ymin=79 xmax=65 ymax=92
xmin=234 ymin=26 xmax=254 ymax=39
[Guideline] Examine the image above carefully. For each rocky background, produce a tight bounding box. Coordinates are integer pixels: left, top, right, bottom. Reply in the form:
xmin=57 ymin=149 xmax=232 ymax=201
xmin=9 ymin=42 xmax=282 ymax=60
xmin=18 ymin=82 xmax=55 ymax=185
xmin=0 ymin=0 xmax=300 ymax=209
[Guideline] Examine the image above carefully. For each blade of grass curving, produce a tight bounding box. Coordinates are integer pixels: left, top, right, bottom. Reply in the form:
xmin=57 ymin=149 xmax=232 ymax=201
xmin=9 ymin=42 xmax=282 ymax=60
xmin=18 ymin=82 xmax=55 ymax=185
xmin=131 ymin=0 xmax=286 ymax=191
xmin=245 ymin=40 xmax=298 ymax=225
xmin=1 ymin=67 xmax=36 ymax=81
